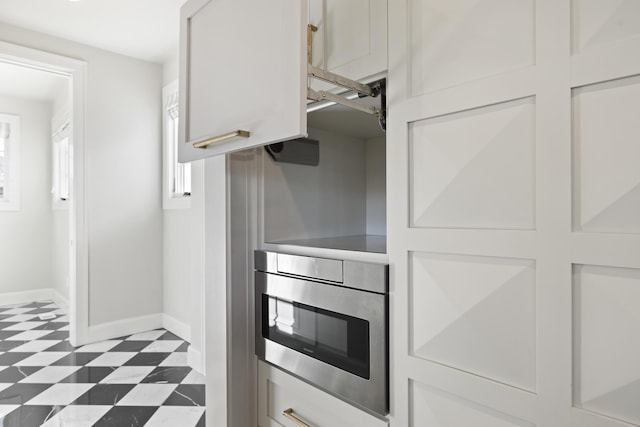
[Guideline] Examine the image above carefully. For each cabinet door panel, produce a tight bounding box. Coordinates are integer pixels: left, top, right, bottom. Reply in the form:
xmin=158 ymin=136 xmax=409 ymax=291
xmin=179 ymin=0 xmax=307 ymax=162
xmin=309 ymin=0 xmax=387 ymax=90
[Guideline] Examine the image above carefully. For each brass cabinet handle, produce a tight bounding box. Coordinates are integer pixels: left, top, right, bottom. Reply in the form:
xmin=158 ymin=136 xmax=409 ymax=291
xmin=192 ymin=129 xmax=250 ymax=149
xmin=283 ymin=408 xmax=313 ymax=427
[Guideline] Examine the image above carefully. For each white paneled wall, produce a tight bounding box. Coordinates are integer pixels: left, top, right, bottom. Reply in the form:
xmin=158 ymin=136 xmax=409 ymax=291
xmin=389 ymin=0 xmax=640 ymax=426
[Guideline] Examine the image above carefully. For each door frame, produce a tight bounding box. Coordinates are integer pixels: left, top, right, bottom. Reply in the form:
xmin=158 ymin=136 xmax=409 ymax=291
xmin=0 ymin=41 xmax=88 ymax=347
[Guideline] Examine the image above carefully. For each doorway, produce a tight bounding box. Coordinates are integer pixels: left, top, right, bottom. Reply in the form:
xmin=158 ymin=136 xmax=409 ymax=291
xmin=0 ymin=41 xmax=87 ymax=347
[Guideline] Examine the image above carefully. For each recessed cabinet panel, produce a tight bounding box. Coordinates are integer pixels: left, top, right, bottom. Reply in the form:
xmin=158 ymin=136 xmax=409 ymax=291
xmin=410 ymin=98 xmax=535 ymax=230
xmin=408 ymin=0 xmax=534 ymax=96
xmin=573 ymin=75 xmax=640 ymax=233
xmin=573 ymin=264 xmax=640 ymax=425
xmin=410 ymin=381 xmax=535 ymax=427
xmin=410 ymin=252 xmax=537 ymax=392
xmin=178 ymin=0 xmax=307 ymax=162
xmin=572 ymin=0 xmax=640 ymax=54
xmin=309 ymin=0 xmax=387 ymax=91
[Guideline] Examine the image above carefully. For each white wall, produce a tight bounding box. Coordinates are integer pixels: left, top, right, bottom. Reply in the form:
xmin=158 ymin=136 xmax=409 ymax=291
xmin=0 ymin=94 xmax=53 ymax=295
xmin=0 ymin=23 xmax=163 ymax=329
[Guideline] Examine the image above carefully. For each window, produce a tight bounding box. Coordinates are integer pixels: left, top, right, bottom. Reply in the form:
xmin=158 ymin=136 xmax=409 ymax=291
xmin=51 ymin=107 xmax=71 ymax=209
xmin=0 ymin=113 xmax=20 ymax=211
xmin=163 ymin=80 xmax=191 ymax=209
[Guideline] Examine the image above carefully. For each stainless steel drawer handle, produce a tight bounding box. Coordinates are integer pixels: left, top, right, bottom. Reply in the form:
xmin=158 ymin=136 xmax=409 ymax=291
xmin=192 ymin=129 xmax=250 ymax=149
xmin=283 ymin=408 xmax=313 ymax=427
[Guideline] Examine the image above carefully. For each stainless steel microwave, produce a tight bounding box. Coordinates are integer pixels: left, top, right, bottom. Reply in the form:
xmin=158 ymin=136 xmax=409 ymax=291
xmin=254 ymin=250 xmax=388 ymax=415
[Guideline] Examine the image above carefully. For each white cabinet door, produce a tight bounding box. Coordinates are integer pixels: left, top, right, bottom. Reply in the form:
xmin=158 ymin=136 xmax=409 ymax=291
xmin=308 ymin=0 xmax=387 ymax=90
xmin=178 ymin=0 xmax=307 ymax=162
xmin=258 ymin=361 xmax=388 ymax=427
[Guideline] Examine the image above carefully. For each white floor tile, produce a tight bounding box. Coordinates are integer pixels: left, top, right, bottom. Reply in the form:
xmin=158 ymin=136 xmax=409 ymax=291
xmin=26 ymin=383 xmax=94 ymax=405
xmin=2 ymin=321 xmax=47 ymax=331
xmin=75 ymin=340 xmax=121 ymax=353
xmin=40 ymin=405 xmax=112 ymax=427
xmin=144 ymin=406 xmax=205 ymax=427
xmin=86 ymin=352 xmax=136 ymax=367
xmin=0 ymin=307 xmax=33 ymax=315
xmin=0 ymin=404 xmax=19 ymax=419
xmin=40 ymin=304 xmax=58 ymax=309
xmin=181 ymin=369 xmax=206 ymax=385
xmin=142 ymin=340 xmax=182 ymax=353
xmin=1 ymin=314 xmax=38 ymax=323
xmin=55 ymin=315 xmax=69 ymax=322
xmin=14 ymin=352 xmax=69 ymax=367
xmin=5 ymin=330 xmax=54 ymax=341
xmin=58 ymin=324 xmax=70 ymax=331
xmin=0 ymin=383 xmax=12 ymax=393
xmin=159 ymin=352 xmax=188 ymax=367
xmin=19 ymin=366 xmax=80 ymax=383
xmin=8 ymin=340 xmax=61 ymax=353
xmin=126 ymin=330 xmax=166 ymax=341
xmin=115 ymin=384 xmax=177 ymax=406
xmin=100 ymin=366 xmax=156 ymax=384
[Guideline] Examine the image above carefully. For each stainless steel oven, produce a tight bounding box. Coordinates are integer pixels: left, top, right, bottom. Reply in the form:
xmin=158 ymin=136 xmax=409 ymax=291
xmin=255 ymin=250 xmax=388 ymax=415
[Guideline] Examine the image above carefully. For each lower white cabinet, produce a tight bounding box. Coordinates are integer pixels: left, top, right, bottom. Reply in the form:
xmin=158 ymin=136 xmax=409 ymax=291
xmin=258 ymin=361 xmax=388 ymax=427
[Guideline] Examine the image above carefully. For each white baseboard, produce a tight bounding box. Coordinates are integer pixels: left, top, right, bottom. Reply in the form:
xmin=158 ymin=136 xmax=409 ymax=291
xmin=188 ymin=345 xmax=205 ymax=375
xmin=0 ymin=288 xmax=67 ymax=309
xmin=86 ymin=313 xmax=163 ymax=344
xmin=161 ymin=313 xmax=191 ymax=342
xmin=50 ymin=289 xmax=69 ymax=314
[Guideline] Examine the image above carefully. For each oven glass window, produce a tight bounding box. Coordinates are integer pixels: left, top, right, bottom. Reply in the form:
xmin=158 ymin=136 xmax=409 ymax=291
xmin=262 ymin=295 xmax=370 ymax=379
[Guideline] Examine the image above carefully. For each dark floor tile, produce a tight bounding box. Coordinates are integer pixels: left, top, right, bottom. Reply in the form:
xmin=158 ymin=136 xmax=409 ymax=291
xmin=175 ymin=342 xmax=189 ymax=352
xmin=123 ymin=352 xmax=170 ymax=366
xmin=109 ymin=340 xmax=151 ymax=352
xmin=43 ymin=341 xmax=76 ymax=352
xmin=0 ymin=383 xmax=53 ymax=405
xmin=1 ymin=404 xmax=63 ymax=427
xmin=141 ymin=366 xmax=192 ymax=384
xmin=157 ymin=331 xmax=182 ymax=341
xmin=92 ymin=406 xmax=158 ymax=427
xmin=163 ymin=384 xmax=205 ymax=406
xmin=21 ymin=302 xmax=52 ymax=308
xmin=70 ymin=383 xmax=135 ymax=405
xmin=196 ymin=412 xmax=206 ymax=427
xmin=33 ymin=322 xmax=68 ymax=331
xmin=0 ymin=340 xmax=28 ymax=351
xmin=59 ymin=366 xmax=114 ymax=383
xmin=0 ymin=366 xmax=42 ymax=383
xmin=0 ymin=314 xmax=13 ymax=321
xmin=23 ymin=308 xmax=57 ymax=315
xmin=38 ymin=330 xmax=70 ymax=340
xmin=0 ymin=352 xmax=35 ymax=365
xmin=51 ymin=352 xmax=102 ymax=366
xmin=0 ymin=321 xmax=15 ymax=330
xmin=0 ymin=330 xmax=22 ymax=340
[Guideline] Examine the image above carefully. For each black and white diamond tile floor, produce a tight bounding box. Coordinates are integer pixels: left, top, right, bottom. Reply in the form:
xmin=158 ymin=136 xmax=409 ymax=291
xmin=0 ymin=300 xmax=205 ymax=426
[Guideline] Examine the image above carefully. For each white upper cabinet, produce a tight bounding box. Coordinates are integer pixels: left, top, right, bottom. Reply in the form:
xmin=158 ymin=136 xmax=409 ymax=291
xmin=178 ymin=0 xmax=308 ymax=162
xmin=308 ymin=0 xmax=388 ymax=89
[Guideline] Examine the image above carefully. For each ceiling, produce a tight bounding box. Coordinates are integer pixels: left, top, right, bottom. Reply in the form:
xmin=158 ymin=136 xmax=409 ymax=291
xmin=0 ymin=0 xmax=188 ymax=64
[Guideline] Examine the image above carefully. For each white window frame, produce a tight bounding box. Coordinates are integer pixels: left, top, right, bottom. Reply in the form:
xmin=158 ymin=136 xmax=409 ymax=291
xmin=163 ymin=80 xmax=191 ymax=210
xmin=0 ymin=113 xmax=21 ymax=211
xmin=52 ymin=106 xmax=71 ymax=210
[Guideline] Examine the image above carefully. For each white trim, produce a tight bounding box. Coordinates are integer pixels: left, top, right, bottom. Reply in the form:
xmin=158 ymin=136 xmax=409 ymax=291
xmin=161 ymin=313 xmax=191 ymax=342
xmin=187 ymin=345 xmax=205 ymax=375
xmin=86 ymin=313 xmax=163 ymax=344
xmin=0 ymin=42 xmax=87 ymax=348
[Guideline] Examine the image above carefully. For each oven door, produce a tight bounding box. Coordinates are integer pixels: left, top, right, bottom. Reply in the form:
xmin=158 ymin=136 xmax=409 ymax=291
xmin=255 ymin=270 xmax=387 ymax=415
